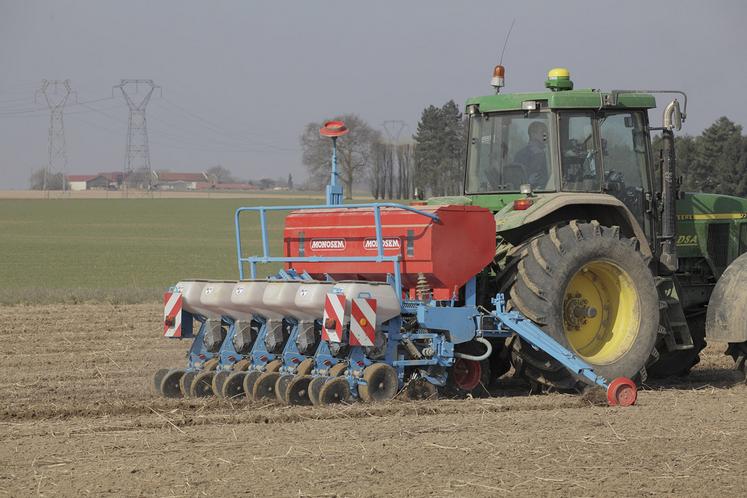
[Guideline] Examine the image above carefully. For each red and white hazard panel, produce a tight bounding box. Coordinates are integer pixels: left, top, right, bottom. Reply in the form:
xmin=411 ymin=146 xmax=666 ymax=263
xmin=322 ymin=293 xmax=346 ymax=343
xmin=350 ymin=298 xmax=377 ymax=347
xmin=163 ymin=291 xmax=183 ymax=337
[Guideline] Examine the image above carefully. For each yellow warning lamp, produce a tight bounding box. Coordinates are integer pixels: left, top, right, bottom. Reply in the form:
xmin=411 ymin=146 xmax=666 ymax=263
xmin=490 ymin=65 xmax=505 ymax=93
xmin=545 ymin=67 xmax=574 ymax=91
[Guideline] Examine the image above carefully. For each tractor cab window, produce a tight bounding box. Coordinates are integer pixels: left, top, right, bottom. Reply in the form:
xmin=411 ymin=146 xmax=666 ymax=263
xmin=465 ymin=111 xmax=554 ymax=193
xmin=559 ymin=112 xmax=602 ymax=192
xmin=599 ymin=111 xmax=650 ymax=219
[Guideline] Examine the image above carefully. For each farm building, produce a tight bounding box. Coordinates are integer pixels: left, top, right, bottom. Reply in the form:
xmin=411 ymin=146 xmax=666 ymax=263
xmin=195 ymin=181 xmax=258 ymax=191
xmin=65 ymin=172 xmax=125 ymax=190
xmin=154 ymin=172 xmax=209 ymax=191
xmin=66 ymin=175 xmax=96 ymax=191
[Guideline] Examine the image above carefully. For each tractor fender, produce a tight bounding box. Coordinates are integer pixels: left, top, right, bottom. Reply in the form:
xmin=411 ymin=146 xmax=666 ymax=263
xmin=705 ymin=252 xmax=747 ymax=342
xmin=497 ymin=193 xmax=652 ymax=258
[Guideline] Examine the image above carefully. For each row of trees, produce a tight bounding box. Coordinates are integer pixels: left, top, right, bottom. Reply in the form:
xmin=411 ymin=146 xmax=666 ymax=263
xmin=657 ymin=117 xmax=747 ymax=197
xmin=302 ymin=109 xmax=747 ymax=201
xmin=301 ymin=101 xmax=466 ymax=200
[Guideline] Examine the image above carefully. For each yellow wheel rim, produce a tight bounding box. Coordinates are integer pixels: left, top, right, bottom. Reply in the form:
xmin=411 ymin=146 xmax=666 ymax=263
xmin=563 ymin=260 xmax=639 ymax=365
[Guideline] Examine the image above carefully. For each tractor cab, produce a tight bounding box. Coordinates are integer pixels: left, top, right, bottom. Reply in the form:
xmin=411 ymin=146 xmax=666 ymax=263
xmin=463 ymin=68 xmax=660 ymax=242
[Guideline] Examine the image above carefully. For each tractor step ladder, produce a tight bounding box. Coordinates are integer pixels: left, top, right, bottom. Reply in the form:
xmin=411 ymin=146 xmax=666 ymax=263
xmin=656 ymin=277 xmax=694 ymax=351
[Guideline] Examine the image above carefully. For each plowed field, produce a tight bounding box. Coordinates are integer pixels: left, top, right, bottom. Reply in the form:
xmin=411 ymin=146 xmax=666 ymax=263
xmin=1 ymin=303 xmax=745 ymax=496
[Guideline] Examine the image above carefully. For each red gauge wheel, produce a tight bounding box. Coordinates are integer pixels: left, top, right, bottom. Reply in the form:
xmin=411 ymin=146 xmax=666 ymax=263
xmin=606 ymin=377 xmax=637 ymax=407
xmin=451 ymin=358 xmax=482 ymax=391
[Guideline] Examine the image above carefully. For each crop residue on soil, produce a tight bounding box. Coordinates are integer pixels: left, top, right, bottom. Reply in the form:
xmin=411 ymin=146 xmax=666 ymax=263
xmin=1 ymin=303 xmax=746 ymax=496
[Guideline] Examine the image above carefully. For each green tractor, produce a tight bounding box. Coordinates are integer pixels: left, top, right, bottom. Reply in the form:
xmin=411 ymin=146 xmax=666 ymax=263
xmin=430 ymin=66 xmax=747 ymax=390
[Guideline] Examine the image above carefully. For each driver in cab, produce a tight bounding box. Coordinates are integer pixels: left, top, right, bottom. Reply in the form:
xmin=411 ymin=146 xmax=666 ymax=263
xmin=514 ymin=121 xmax=549 ymax=188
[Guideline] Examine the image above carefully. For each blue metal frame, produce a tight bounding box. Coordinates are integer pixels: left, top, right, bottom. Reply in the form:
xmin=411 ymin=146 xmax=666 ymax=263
xmin=234 ymin=202 xmax=440 ymax=301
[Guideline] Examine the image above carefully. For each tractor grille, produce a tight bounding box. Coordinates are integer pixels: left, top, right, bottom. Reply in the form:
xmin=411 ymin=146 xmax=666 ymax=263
xmin=707 ymin=223 xmax=730 ymax=271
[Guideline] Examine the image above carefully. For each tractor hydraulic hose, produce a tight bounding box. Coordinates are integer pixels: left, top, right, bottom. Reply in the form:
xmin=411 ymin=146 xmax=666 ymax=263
xmin=454 ymin=337 xmax=493 ymax=362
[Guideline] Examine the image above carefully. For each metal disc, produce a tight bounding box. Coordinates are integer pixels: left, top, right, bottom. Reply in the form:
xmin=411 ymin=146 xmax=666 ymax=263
xmin=190 ymin=371 xmax=215 ymax=397
xmin=160 ymin=369 xmax=185 ymax=398
xmin=243 ymin=371 xmax=262 ymax=399
xmin=329 ymin=361 xmax=348 ymax=377
xmin=153 ymin=368 xmax=169 ymax=394
xmin=179 ymin=371 xmax=197 ymax=397
xmin=403 ymin=378 xmax=438 ymax=401
xmin=308 ymin=376 xmax=328 ymax=406
xmin=222 ymin=371 xmax=247 ymax=399
xmin=358 ymin=363 xmax=398 ymax=403
xmin=275 ymin=374 xmax=295 ymax=405
xmin=318 ymin=376 xmax=352 ymax=405
xmin=287 ymin=376 xmax=313 ymax=406
xmin=253 ymin=372 xmax=281 ymax=401
xmin=212 ymin=371 xmax=230 ymax=398
xmin=296 ymin=358 xmax=315 ymax=376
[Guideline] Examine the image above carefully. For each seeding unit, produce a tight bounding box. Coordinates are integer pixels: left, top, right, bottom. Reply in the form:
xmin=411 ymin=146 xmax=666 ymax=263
xmin=154 ymin=200 xmax=637 ymax=406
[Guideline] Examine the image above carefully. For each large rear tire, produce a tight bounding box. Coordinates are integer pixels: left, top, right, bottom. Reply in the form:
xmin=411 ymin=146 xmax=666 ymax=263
xmin=507 ymin=221 xmax=659 ymax=391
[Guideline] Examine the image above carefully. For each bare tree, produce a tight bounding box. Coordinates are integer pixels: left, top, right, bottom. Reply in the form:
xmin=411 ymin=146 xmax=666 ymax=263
xmin=30 ymin=168 xmax=63 ymax=190
xmin=397 ymin=143 xmax=414 ymax=199
xmin=300 ymin=114 xmax=381 ymax=199
xmin=206 ymin=165 xmax=235 ymax=183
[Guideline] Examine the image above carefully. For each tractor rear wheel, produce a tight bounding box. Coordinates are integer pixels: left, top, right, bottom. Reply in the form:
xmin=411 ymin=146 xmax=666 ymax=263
xmin=507 ymin=221 xmax=659 ymax=391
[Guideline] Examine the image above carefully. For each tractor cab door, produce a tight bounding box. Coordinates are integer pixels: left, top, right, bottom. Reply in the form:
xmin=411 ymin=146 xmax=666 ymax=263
xmin=597 ymin=110 xmax=656 ymax=244
xmin=557 ymin=110 xmax=656 ymax=248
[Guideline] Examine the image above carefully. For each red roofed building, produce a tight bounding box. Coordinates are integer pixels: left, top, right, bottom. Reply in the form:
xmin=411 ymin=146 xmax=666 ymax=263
xmin=66 ymin=175 xmax=97 ymax=191
xmin=154 ymin=171 xmax=209 ymax=190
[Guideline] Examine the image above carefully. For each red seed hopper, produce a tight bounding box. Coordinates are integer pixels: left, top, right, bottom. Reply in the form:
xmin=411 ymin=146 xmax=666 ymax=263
xmin=283 ymin=204 xmax=496 ymax=300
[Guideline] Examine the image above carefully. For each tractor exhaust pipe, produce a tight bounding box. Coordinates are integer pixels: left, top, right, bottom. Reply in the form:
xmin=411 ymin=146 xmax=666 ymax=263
xmin=659 ymin=99 xmax=682 ymax=273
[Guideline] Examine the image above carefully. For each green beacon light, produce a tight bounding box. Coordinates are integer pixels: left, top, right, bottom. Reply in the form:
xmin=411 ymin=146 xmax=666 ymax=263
xmin=545 ymin=67 xmax=573 ymax=91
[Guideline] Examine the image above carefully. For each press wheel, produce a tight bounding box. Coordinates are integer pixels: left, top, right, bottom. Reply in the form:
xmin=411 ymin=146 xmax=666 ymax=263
xmin=222 ymin=371 xmax=247 ymax=399
xmin=191 ymin=370 xmax=215 ymax=397
xmin=308 ymin=376 xmax=328 ymax=406
xmin=296 ymin=358 xmax=314 ymax=376
xmin=318 ymin=376 xmax=351 ymax=405
xmin=403 ymin=378 xmax=438 ymax=401
xmin=329 ymin=361 xmax=348 ymax=377
xmin=264 ymin=359 xmax=283 ymax=373
xmin=212 ymin=371 xmax=230 ymax=398
xmin=179 ymin=371 xmax=197 ymax=397
xmin=153 ymin=368 xmax=169 ymax=394
xmin=243 ymin=371 xmax=261 ymax=399
xmin=275 ymin=374 xmax=295 ymax=405
xmin=358 ymin=363 xmax=398 ymax=403
xmin=287 ymin=376 xmax=313 ymax=406
xmin=160 ymin=369 xmax=185 ymax=398
xmin=253 ymin=371 xmax=281 ymax=401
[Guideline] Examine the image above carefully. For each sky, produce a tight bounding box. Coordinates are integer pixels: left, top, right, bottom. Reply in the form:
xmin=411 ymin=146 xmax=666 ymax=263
xmin=0 ymin=0 xmax=745 ymax=189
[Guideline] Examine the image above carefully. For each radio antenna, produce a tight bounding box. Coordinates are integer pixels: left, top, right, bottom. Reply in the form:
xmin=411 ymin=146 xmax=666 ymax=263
xmin=498 ymin=19 xmax=516 ymax=66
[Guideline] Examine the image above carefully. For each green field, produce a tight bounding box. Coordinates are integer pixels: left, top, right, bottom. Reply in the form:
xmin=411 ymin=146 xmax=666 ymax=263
xmin=0 ymin=197 xmax=321 ymax=304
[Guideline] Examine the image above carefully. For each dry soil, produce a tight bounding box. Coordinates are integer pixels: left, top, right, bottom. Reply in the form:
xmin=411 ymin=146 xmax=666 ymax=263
xmin=1 ymin=303 xmax=745 ymax=497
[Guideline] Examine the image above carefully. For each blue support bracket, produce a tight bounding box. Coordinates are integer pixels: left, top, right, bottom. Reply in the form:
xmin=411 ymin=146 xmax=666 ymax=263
xmin=491 ymin=294 xmax=609 ymax=388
